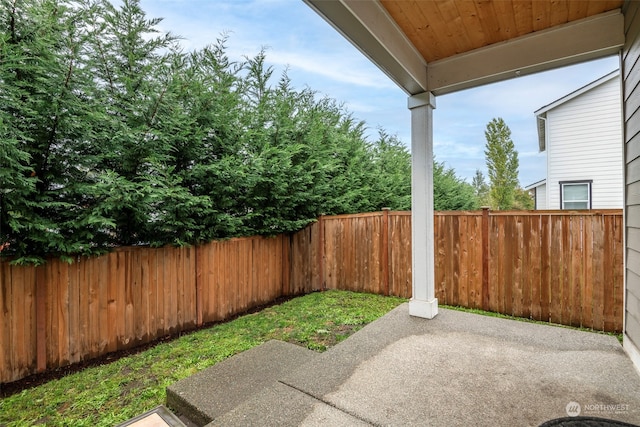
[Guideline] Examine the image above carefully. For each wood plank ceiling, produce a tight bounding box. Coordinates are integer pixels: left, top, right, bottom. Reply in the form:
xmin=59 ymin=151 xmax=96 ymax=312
xmin=379 ymin=0 xmax=624 ymax=63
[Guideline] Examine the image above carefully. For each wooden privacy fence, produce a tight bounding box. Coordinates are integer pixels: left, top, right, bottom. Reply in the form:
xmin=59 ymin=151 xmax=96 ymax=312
xmin=434 ymin=209 xmax=624 ymax=332
xmin=292 ymin=209 xmax=623 ymax=331
xmin=0 ymin=235 xmax=312 ymax=384
xmin=311 ymin=209 xmax=624 ymax=332
xmin=0 ymin=209 xmax=624 ymax=384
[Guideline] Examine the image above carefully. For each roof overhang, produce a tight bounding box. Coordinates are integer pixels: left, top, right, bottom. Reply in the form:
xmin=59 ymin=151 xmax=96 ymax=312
xmin=524 ymin=179 xmax=547 ymax=191
xmin=304 ymin=0 xmax=625 ymax=96
xmin=535 ymin=69 xmax=620 ymax=116
xmin=303 ymin=0 xmax=428 ymax=95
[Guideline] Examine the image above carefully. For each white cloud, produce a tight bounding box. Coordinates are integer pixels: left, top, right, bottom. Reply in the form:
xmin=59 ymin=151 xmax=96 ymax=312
xmin=141 ymin=0 xmax=396 ymax=91
xmin=267 ymin=50 xmax=396 ymax=90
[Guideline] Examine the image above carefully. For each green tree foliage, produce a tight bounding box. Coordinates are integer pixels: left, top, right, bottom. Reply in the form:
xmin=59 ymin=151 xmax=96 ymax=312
xmin=369 ymin=131 xmax=411 ymax=210
xmin=484 ymin=118 xmax=520 ymax=210
xmin=0 ymin=0 xmax=414 ymax=263
xmin=1 ymin=0 xmax=111 ymax=262
xmin=471 ymin=169 xmax=490 ymax=207
xmin=512 ymin=188 xmax=535 ymax=210
xmin=433 ymin=160 xmax=478 ymax=211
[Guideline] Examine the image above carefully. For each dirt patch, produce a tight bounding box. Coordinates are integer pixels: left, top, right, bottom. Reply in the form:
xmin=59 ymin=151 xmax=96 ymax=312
xmin=311 ymin=324 xmax=360 ymax=349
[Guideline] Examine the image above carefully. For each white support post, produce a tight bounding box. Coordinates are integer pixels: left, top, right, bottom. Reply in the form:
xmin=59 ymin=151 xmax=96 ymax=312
xmin=408 ymin=92 xmax=438 ymax=319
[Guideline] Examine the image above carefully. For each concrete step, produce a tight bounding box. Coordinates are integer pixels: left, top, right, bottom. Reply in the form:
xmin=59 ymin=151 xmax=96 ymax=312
xmin=166 ymin=340 xmax=319 ymax=426
xmin=201 ymin=319 xmax=394 ymax=427
xmin=205 ymin=381 xmax=370 ymax=427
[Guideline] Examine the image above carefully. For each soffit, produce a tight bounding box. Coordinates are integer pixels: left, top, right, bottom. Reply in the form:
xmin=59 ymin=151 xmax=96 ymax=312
xmin=305 ymin=0 xmax=625 ymax=95
xmin=379 ymin=0 xmax=624 ymax=63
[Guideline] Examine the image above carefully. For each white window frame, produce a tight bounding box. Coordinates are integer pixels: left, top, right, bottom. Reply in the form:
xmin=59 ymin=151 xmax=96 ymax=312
xmin=559 ymin=180 xmax=592 ymax=210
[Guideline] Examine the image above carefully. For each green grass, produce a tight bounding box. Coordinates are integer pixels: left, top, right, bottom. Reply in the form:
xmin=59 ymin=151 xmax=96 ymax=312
xmin=0 ymin=291 xmax=405 ymax=427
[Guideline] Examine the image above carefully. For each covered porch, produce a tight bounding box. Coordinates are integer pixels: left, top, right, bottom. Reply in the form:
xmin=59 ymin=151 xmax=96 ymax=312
xmin=303 ymin=0 xmax=640 ymax=375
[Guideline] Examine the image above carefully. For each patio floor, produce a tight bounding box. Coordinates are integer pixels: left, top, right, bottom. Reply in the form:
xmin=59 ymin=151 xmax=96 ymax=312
xmin=167 ymin=304 xmax=640 ymax=426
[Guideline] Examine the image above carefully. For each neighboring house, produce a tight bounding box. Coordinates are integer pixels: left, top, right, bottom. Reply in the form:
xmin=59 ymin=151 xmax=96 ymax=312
xmin=524 ymin=179 xmax=547 ymax=210
xmin=526 ymin=70 xmax=623 ymax=210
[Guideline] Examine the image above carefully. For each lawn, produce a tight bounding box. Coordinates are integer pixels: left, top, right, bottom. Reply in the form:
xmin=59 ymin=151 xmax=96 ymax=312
xmin=0 ymin=290 xmax=405 ymax=427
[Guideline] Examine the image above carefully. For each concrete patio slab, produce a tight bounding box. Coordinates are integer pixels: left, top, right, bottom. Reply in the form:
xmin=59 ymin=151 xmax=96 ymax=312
xmin=167 ymin=304 xmax=640 ymax=426
xmin=283 ymin=304 xmax=640 ymax=426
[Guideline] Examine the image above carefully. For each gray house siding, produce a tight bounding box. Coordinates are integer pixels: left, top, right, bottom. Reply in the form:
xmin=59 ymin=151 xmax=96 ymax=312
xmin=623 ymin=0 xmax=640 ymax=365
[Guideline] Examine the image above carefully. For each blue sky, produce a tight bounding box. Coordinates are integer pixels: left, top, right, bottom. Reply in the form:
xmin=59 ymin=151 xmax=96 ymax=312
xmin=139 ymin=0 xmax=620 ymax=187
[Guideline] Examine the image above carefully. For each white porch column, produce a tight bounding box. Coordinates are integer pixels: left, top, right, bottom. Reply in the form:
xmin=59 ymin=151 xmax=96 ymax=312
xmin=408 ymin=92 xmax=438 ymax=319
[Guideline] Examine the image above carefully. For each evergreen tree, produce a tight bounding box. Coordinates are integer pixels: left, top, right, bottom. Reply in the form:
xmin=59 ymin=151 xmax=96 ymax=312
xmin=484 ymin=118 xmax=519 ymax=210
xmin=369 ymin=131 xmax=411 ymax=210
xmin=0 ymin=0 xmax=117 ymax=262
xmin=433 ymin=160 xmax=478 ymax=211
xmin=0 ymin=0 xmax=417 ymax=263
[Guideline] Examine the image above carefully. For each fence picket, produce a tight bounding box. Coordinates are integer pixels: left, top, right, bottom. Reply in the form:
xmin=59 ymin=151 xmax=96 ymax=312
xmin=592 ymin=216 xmax=606 ymax=331
xmin=11 ymin=267 xmax=25 ymax=379
xmin=613 ymin=215 xmax=624 ymax=331
xmin=106 ymin=253 xmax=118 ymax=353
xmin=57 ymin=261 xmax=70 ymax=366
xmin=603 ymin=215 xmax=617 ymax=331
xmin=528 ymin=215 xmax=542 ymax=320
xmin=570 ymin=216 xmax=584 ymax=328
xmin=520 ymin=215 xmax=533 ymax=319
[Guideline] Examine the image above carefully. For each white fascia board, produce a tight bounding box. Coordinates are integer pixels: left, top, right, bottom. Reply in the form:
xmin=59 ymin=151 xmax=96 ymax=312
xmin=524 ymin=179 xmax=547 ymax=191
xmin=304 ymin=0 xmax=428 ymax=95
xmin=427 ymin=10 xmax=624 ymax=96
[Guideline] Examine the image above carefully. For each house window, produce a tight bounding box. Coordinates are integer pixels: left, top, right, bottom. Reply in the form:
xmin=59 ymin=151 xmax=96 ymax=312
xmin=560 ymin=180 xmax=592 ymax=209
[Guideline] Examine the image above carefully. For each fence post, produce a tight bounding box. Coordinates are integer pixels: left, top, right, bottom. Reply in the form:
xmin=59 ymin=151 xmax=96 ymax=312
xmin=195 ymin=245 xmax=203 ymax=326
xmin=281 ymin=234 xmax=291 ymax=297
xmin=382 ymin=208 xmax=390 ymax=296
xmin=481 ymin=207 xmax=490 ymax=311
xmin=318 ymin=215 xmax=325 ymax=290
xmin=36 ymin=265 xmax=47 ymax=373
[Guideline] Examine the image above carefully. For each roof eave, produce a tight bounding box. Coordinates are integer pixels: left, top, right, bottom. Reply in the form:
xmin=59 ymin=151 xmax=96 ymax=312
xmin=524 ymin=179 xmax=547 ymax=191
xmin=427 ymin=11 xmax=624 ymax=95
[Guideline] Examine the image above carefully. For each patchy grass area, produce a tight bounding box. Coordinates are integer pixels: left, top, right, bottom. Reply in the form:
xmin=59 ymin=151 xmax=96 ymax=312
xmin=0 ymin=291 xmax=405 ymax=427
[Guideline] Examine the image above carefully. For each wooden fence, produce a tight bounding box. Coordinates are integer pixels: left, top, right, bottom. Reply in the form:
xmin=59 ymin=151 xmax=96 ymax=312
xmin=0 ymin=209 xmax=624 ymax=384
xmin=292 ymin=209 xmax=623 ymax=334
xmin=438 ymin=210 xmax=624 ymax=332
xmin=0 ymin=236 xmax=312 ymax=384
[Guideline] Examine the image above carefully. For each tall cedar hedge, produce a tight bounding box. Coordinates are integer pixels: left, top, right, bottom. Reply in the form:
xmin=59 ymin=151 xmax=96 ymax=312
xmin=0 ymin=0 xmax=424 ymax=263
